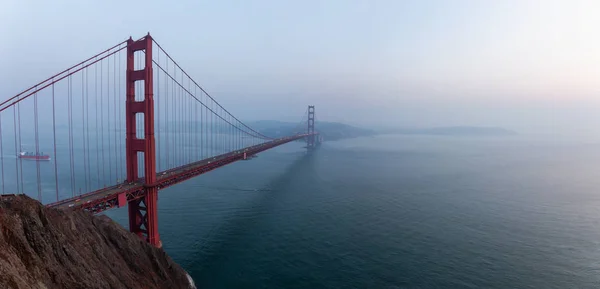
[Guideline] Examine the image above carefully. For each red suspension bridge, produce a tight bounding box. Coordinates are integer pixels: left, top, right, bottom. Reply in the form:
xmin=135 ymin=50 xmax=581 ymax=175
xmin=0 ymin=34 xmax=318 ymax=248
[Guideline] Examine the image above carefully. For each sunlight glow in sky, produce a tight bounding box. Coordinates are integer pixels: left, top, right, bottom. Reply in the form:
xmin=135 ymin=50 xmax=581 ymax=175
xmin=1 ymin=0 xmax=599 ymax=132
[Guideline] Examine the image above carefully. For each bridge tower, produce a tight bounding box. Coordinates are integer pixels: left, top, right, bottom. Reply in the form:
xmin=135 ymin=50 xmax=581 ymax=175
xmin=125 ymin=34 xmax=161 ymax=247
xmin=307 ymin=105 xmax=315 ymax=148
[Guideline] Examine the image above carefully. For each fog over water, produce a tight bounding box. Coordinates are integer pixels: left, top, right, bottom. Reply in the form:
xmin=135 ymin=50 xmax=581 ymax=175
xmin=2 ymin=0 xmax=600 ymax=134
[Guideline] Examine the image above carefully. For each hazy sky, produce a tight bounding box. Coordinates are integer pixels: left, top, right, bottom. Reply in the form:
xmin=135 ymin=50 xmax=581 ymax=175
xmin=1 ymin=0 xmax=600 ymax=133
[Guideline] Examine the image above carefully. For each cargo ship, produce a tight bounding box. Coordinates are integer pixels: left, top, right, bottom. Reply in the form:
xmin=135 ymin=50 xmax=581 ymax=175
xmin=18 ymin=150 xmax=50 ymax=161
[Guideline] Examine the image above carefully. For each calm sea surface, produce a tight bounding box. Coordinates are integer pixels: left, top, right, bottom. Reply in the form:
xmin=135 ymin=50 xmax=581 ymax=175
xmin=8 ymin=133 xmax=600 ymax=288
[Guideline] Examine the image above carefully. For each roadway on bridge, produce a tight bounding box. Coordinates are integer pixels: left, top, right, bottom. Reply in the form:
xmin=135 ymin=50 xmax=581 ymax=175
xmin=51 ymin=149 xmax=251 ymax=210
xmin=49 ymin=136 xmax=306 ymax=211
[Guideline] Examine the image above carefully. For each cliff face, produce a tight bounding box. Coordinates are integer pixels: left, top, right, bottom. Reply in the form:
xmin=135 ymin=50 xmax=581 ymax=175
xmin=0 ymin=195 xmax=194 ymax=289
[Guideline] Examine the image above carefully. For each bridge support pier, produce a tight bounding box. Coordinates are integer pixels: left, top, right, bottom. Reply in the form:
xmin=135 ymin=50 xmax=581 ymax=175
xmin=125 ymin=34 xmax=161 ymax=247
xmin=128 ymin=188 xmax=161 ymax=247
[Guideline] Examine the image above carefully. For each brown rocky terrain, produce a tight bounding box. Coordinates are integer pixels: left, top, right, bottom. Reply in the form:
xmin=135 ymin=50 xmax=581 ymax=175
xmin=0 ymin=194 xmax=195 ymax=289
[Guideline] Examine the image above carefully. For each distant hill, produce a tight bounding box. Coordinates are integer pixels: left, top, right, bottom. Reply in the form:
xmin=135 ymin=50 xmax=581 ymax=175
xmin=249 ymin=121 xmax=515 ymax=141
xmin=249 ymin=120 xmax=375 ymax=141
xmin=381 ymin=126 xmax=517 ymax=136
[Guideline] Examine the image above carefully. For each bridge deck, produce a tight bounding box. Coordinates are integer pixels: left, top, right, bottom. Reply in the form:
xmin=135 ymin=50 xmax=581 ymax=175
xmin=47 ymin=134 xmax=310 ymax=213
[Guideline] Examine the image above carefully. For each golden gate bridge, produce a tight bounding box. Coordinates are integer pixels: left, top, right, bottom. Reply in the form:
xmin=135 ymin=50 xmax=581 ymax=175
xmin=0 ymin=34 xmax=318 ymax=248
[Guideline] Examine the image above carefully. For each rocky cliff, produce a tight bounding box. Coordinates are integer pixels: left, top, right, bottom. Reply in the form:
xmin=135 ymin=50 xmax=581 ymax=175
xmin=0 ymin=194 xmax=195 ymax=289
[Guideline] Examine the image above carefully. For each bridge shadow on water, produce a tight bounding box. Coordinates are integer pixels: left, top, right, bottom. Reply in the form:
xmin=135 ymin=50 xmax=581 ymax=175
xmin=183 ymin=149 xmax=319 ymax=280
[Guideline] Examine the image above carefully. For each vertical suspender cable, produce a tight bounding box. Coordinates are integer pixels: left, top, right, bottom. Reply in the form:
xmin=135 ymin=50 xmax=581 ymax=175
xmin=216 ymin=106 xmax=223 ymax=155
xmin=189 ymin=90 xmax=192 ymax=162
xmin=114 ymin=48 xmax=118 ymax=181
xmin=208 ymin=93 xmax=210 ymax=158
xmin=17 ymin=100 xmax=23 ymax=193
xmin=188 ymin=81 xmax=191 ymax=163
xmin=209 ymin=100 xmax=212 ymax=157
xmin=179 ymin=71 xmax=183 ymax=165
xmin=219 ymin=106 xmax=222 ymax=152
xmin=13 ymin=107 xmax=19 ymax=194
xmin=216 ymin=107 xmax=219 ymax=154
xmin=179 ymin=73 xmax=187 ymax=165
xmin=82 ymin=66 xmax=88 ymax=192
xmin=95 ymin=58 xmax=100 ymax=187
xmin=179 ymin=73 xmax=185 ymax=165
xmin=34 ymin=89 xmax=41 ymax=202
xmin=183 ymin=78 xmax=186 ymax=164
xmin=172 ymin=61 xmax=175 ymax=167
xmin=173 ymin=63 xmax=176 ymax=167
xmin=212 ymin=101 xmax=214 ymax=157
xmin=166 ymin=58 xmax=170 ymax=168
xmin=203 ymin=92 xmax=206 ymax=159
xmin=173 ymin=67 xmax=177 ymax=166
xmin=183 ymin=77 xmax=186 ymax=164
xmin=180 ymin=71 xmax=183 ymax=165
xmin=195 ymin=86 xmax=198 ymax=162
xmin=201 ymin=92 xmax=205 ymax=160
xmin=68 ymin=73 xmax=74 ymax=196
xmin=107 ymin=50 xmax=112 ymax=183
xmin=67 ymin=74 xmax=72 ymax=195
xmin=173 ymin=61 xmax=176 ymax=166
xmin=71 ymin=73 xmax=76 ymax=195
xmin=220 ymin=107 xmax=223 ymax=153
xmin=233 ymin=116 xmax=236 ymax=151
xmin=188 ymin=78 xmax=191 ymax=164
xmin=52 ymin=81 xmax=59 ymax=201
xmin=233 ymin=118 xmax=235 ymax=151
xmin=180 ymin=72 xmax=183 ymax=165
xmin=213 ymin=102 xmax=215 ymax=155
xmin=226 ymin=111 xmax=228 ymax=152
xmin=86 ymin=66 xmax=91 ymax=191
xmin=101 ymin=59 xmax=105 ymax=185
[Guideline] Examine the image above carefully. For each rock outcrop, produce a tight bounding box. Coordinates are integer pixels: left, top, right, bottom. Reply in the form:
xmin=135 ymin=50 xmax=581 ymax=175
xmin=0 ymin=194 xmax=194 ymax=289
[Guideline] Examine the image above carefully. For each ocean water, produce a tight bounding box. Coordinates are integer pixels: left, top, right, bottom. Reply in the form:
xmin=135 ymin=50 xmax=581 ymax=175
xmin=6 ymin=133 xmax=600 ymax=288
xmin=105 ymin=133 xmax=600 ymax=288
